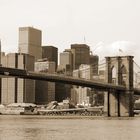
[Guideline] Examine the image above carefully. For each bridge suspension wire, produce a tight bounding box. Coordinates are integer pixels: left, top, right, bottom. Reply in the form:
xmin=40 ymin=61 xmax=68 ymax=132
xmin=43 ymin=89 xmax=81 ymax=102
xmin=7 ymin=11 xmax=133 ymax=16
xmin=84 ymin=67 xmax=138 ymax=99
xmin=133 ymin=62 xmax=140 ymax=87
xmin=98 ymin=58 xmax=106 ymax=63
xmin=133 ymin=61 xmax=140 ymax=70
xmin=90 ymin=58 xmax=106 ymax=67
xmin=78 ymin=57 xmax=120 ymax=72
xmin=87 ymin=61 xmax=106 ymax=68
xmin=75 ymin=58 xmax=106 ymax=72
xmin=92 ymin=58 xmax=119 ymax=69
xmin=72 ymin=57 xmax=121 ymax=75
xmin=91 ymin=62 xmax=106 ymax=67
xmin=133 ymin=70 xmax=140 ymax=86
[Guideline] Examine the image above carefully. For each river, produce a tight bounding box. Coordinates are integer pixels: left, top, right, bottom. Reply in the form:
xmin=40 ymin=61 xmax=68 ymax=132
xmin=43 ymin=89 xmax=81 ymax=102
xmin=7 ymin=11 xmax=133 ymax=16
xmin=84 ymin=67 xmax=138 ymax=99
xmin=0 ymin=115 xmax=140 ymax=140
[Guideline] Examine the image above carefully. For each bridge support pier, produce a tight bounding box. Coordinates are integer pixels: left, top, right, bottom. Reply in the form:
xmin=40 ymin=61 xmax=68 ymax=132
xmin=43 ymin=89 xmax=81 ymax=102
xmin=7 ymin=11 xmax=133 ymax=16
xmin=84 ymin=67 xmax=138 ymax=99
xmin=119 ymin=90 xmax=134 ymax=117
xmin=105 ymin=56 xmax=134 ymax=117
xmin=104 ymin=90 xmax=119 ymax=117
xmin=104 ymin=90 xmax=134 ymax=117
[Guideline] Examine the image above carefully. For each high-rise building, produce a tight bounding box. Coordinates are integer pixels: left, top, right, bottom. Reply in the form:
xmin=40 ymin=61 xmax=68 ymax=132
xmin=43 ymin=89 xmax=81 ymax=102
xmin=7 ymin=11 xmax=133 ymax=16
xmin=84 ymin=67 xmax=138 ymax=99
xmin=18 ymin=27 xmax=42 ymax=60
xmin=71 ymin=44 xmax=90 ymax=70
xmin=59 ymin=49 xmax=73 ymax=75
xmin=0 ymin=53 xmax=35 ymax=105
xmin=55 ymin=49 xmax=73 ymax=102
xmin=35 ymin=59 xmax=55 ymax=104
xmin=55 ymin=83 xmax=71 ymax=102
xmin=71 ymin=64 xmax=93 ymax=105
xmin=90 ymin=55 xmax=99 ymax=76
xmin=42 ymin=46 xmax=58 ymax=70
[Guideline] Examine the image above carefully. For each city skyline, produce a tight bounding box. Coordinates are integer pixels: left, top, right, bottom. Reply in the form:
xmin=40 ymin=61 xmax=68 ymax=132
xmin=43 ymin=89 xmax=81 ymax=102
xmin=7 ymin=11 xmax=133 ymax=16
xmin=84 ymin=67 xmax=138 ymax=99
xmin=0 ymin=0 xmax=140 ymax=64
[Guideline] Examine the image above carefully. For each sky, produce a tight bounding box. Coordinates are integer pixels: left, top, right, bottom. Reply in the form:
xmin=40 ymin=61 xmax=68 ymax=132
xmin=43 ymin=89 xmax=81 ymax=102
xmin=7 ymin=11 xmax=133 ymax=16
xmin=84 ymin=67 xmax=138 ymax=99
xmin=0 ymin=0 xmax=140 ymax=64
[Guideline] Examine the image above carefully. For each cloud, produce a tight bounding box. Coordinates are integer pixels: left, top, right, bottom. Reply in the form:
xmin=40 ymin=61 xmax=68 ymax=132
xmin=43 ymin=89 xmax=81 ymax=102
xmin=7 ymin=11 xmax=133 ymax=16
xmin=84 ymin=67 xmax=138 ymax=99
xmin=95 ymin=41 xmax=139 ymax=63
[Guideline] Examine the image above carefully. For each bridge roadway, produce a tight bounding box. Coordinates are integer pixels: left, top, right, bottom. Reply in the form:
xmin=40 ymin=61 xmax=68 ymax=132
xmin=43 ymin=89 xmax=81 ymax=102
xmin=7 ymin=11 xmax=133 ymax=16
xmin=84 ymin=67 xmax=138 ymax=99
xmin=0 ymin=66 xmax=127 ymax=91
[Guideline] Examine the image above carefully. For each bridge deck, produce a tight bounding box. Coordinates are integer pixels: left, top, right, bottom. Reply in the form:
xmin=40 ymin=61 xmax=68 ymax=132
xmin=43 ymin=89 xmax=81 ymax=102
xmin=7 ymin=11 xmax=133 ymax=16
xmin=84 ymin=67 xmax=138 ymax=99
xmin=0 ymin=66 xmax=127 ymax=91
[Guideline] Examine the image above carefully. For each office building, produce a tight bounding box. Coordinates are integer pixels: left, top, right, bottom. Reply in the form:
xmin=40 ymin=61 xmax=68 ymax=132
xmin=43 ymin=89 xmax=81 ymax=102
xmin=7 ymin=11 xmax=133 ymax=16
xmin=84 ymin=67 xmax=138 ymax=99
xmin=0 ymin=53 xmax=35 ymax=105
xmin=35 ymin=59 xmax=55 ymax=104
xmin=55 ymin=83 xmax=71 ymax=102
xmin=71 ymin=44 xmax=90 ymax=70
xmin=71 ymin=64 xmax=93 ymax=105
xmin=59 ymin=49 xmax=73 ymax=75
xmin=18 ymin=27 xmax=42 ymax=60
xmin=55 ymin=49 xmax=73 ymax=102
xmin=42 ymin=46 xmax=58 ymax=70
xmin=90 ymin=55 xmax=99 ymax=76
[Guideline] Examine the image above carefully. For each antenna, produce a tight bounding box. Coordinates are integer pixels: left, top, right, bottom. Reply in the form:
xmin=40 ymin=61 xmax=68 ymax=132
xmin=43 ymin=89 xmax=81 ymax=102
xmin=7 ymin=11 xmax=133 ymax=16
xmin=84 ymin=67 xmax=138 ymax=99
xmin=84 ymin=36 xmax=86 ymax=44
xmin=93 ymin=42 xmax=103 ymax=52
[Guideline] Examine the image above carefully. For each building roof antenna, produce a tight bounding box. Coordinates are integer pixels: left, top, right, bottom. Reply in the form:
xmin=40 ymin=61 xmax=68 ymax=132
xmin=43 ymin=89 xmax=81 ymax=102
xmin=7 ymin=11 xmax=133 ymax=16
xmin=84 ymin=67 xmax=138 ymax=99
xmin=84 ymin=36 xmax=86 ymax=44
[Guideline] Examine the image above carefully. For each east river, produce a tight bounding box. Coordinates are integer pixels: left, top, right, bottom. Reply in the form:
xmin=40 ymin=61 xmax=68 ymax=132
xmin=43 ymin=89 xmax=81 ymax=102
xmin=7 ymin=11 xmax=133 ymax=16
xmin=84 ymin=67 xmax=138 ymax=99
xmin=0 ymin=115 xmax=140 ymax=140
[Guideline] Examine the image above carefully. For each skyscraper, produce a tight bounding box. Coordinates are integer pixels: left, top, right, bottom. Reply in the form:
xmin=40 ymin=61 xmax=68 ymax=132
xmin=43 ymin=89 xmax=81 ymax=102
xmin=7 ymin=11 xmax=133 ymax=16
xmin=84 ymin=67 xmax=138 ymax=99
xmin=42 ymin=46 xmax=58 ymax=70
xmin=0 ymin=53 xmax=35 ymax=105
xmin=59 ymin=49 xmax=73 ymax=74
xmin=35 ymin=59 xmax=55 ymax=104
xmin=90 ymin=55 xmax=99 ymax=76
xmin=71 ymin=64 xmax=93 ymax=105
xmin=18 ymin=27 xmax=42 ymax=60
xmin=71 ymin=44 xmax=90 ymax=70
xmin=55 ymin=49 xmax=73 ymax=102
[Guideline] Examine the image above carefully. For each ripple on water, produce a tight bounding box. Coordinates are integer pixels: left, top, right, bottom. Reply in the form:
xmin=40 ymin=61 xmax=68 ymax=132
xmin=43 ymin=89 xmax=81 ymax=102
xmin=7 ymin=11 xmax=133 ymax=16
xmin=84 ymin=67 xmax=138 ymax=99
xmin=0 ymin=115 xmax=140 ymax=140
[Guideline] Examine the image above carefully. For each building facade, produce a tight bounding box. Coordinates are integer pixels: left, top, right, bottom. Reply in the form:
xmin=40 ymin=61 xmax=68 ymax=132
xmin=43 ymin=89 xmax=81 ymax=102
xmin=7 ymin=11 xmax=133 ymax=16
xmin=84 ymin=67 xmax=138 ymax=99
xmin=71 ymin=64 xmax=93 ymax=105
xmin=18 ymin=27 xmax=42 ymax=60
xmin=42 ymin=46 xmax=58 ymax=70
xmin=35 ymin=59 xmax=55 ymax=104
xmin=59 ymin=49 xmax=73 ymax=75
xmin=90 ymin=55 xmax=99 ymax=76
xmin=71 ymin=44 xmax=90 ymax=70
xmin=0 ymin=53 xmax=35 ymax=105
xmin=55 ymin=49 xmax=73 ymax=102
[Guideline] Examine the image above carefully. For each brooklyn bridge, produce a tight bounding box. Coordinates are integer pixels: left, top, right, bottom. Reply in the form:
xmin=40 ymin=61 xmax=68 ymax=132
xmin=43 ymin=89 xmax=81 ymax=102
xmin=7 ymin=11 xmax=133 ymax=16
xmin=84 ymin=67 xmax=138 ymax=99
xmin=0 ymin=56 xmax=140 ymax=117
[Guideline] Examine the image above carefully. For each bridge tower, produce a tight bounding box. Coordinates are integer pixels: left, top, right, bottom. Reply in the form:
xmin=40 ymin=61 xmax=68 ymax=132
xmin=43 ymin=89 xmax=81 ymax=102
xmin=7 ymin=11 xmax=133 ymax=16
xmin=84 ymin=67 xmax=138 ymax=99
xmin=104 ymin=56 xmax=134 ymax=117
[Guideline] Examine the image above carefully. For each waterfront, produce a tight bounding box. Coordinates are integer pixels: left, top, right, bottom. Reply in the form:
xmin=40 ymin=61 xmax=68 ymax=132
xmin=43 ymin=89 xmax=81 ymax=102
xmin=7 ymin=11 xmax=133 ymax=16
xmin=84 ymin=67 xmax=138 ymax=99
xmin=0 ymin=115 xmax=140 ymax=140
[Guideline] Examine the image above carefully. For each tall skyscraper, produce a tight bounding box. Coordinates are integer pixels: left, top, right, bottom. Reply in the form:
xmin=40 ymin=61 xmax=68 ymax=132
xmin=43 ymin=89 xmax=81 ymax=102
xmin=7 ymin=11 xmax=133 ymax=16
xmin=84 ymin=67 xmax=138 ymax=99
xmin=18 ymin=27 xmax=42 ymax=60
xmin=55 ymin=49 xmax=73 ymax=102
xmin=35 ymin=59 xmax=55 ymax=104
xmin=42 ymin=46 xmax=58 ymax=70
xmin=71 ymin=44 xmax=90 ymax=70
xmin=90 ymin=55 xmax=99 ymax=76
xmin=71 ymin=64 xmax=93 ymax=105
xmin=0 ymin=53 xmax=35 ymax=105
xmin=59 ymin=49 xmax=73 ymax=74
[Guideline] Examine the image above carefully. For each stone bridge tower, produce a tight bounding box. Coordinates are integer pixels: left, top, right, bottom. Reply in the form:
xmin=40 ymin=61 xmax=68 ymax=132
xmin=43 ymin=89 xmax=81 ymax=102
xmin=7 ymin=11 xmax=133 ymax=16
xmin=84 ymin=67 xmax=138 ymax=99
xmin=104 ymin=56 xmax=134 ymax=117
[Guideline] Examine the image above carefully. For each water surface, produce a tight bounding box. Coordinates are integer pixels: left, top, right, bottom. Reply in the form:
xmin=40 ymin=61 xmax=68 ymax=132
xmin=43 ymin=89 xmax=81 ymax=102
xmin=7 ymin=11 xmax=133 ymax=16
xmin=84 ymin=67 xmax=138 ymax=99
xmin=0 ymin=115 xmax=140 ymax=140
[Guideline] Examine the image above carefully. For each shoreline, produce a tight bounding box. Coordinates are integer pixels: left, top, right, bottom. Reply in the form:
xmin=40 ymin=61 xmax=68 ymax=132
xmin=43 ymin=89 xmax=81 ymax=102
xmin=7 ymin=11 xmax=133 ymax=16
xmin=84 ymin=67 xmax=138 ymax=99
xmin=0 ymin=114 xmax=138 ymax=120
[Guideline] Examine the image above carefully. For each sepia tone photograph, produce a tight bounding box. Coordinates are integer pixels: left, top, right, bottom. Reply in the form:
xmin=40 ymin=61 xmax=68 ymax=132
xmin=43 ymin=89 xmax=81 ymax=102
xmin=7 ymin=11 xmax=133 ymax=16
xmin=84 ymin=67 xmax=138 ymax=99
xmin=0 ymin=0 xmax=140 ymax=140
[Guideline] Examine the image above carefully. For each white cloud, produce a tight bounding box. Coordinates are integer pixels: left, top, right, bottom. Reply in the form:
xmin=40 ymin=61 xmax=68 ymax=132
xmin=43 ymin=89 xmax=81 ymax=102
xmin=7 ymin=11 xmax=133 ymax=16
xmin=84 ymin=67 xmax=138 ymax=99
xmin=95 ymin=41 xmax=139 ymax=63
xmin=0 ymin=0 xmax=140 ymax=64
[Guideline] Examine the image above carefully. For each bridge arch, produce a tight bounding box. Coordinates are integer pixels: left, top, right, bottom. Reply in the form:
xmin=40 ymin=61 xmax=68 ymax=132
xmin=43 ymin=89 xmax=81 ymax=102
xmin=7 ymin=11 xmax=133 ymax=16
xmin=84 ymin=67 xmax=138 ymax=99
xmin=111 ymin=66 xmax=117 ymax=84
xmin=120 ymin=65 xmax=127 ymax=86
xmin=105 ymin=56 xmax=134 ymax=117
